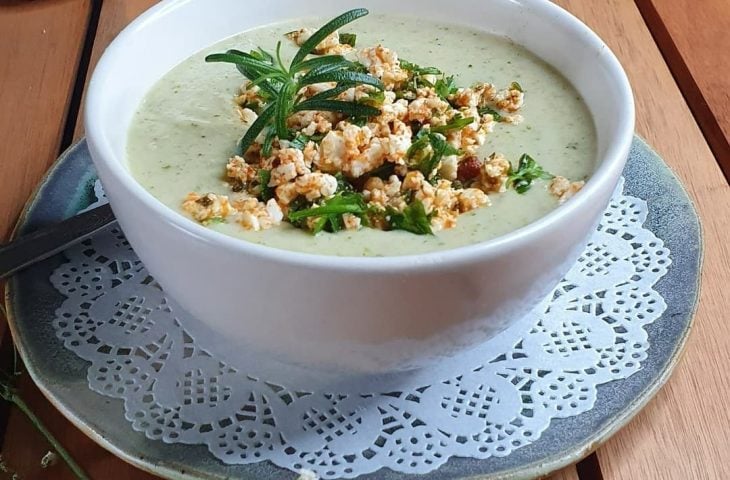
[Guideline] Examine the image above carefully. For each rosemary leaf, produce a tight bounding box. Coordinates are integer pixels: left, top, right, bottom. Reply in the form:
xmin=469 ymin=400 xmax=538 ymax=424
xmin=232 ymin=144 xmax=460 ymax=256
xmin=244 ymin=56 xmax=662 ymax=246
xmin=299 ymin=70 xmax=384 ymax=89
xmin=291 ymin=8 xmax=369 ymax=66
xmin=236 ymin=102 xmax=276 ymax=156
xmin=293 ymin=99 xmax=380 ymax=118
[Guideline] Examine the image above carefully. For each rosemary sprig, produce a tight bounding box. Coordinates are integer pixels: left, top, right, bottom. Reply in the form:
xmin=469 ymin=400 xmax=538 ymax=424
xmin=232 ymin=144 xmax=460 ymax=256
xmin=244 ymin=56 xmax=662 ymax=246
xmin=206 ymin=9 xmax=384 ymax=156
xmin=0 ymin=376 xmax=90 ymax=480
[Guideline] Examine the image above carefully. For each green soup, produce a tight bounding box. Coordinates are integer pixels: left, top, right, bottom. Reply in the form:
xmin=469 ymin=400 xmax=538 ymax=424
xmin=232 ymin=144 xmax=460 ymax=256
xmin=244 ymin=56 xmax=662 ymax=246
xmin=127 ymin=14 xmax=596 ymax=256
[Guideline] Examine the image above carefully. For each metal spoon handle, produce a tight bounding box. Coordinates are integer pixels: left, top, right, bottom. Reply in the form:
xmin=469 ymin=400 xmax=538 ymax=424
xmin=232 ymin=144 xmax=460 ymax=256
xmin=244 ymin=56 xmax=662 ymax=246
xmin=0 ymin=204 xmax=116 ymax=279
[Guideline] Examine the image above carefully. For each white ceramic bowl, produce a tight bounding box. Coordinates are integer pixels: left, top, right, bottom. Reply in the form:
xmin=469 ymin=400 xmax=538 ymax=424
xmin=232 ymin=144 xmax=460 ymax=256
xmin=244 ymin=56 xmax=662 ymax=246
xmin=85 ymin=0 xmax=633 ymax=372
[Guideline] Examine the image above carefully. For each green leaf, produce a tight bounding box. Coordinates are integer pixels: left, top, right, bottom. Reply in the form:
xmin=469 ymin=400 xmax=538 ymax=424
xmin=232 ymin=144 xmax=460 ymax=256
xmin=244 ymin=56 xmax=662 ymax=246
xmin=400 ymin=59 xmax=442 ymax=76
xmin=312 ymin=216 xmax=329 ymax=234
xmin=305 ymin=84 xmax=352 ymax=103
xmin=209 ymin=50 xmax=281 ymax=98
xmin=299 ymin=70 xmax=384 ymax=90
xmin=250 ymin=47 xmax=275 ymax=64
xmin=248 ymin=70 xmax=288 ymax=88
xmin=288 ymin=192 xmax=367 ymax=233
xmin=288 ymin=193 xmax=367 ymax=221
xmin=258 ymin=169 xmax=273 ymax=201
xmin=510 ymin=81 xmax=523 ymax=92
xmin=387 ymin=200 xmax=433 ymax=235
xmin=406 ymin=133 xmax=431 ymax=158
xmin=434 ymin=75 xmax=457 ymax=99
xmin=236 ymin=102 xmax=276 ymax=156
xmin=261 ymin=127 xmax=276 ymax=157
xmin=291 ymin=8 xmax=369 ymax=66
xmin=419 ymin=133 xmax=460 ymax=177
xmin=430 ymin=115 xmax=475 ymax=134
xmin=292 ymin=55 xmax=352 ymax=74
xmin=340 ymin=32 xmax=357 ymax=47
xmin=275 ymin=40 xmax=287 ymax=72
xmin=205 ymin=52 xmax=281 ymax=76
xmin=477 ymin=106 xmax=504 ymax=122
xmin=274 ymin=82 xmax=295 ymax=139
xmin=429 ymin=133 xmax=461 ymax=156
xmin=293 ymin=99 xmax=380 ymax=118
xmin=507 ymin=153 xmax=553 ymax=194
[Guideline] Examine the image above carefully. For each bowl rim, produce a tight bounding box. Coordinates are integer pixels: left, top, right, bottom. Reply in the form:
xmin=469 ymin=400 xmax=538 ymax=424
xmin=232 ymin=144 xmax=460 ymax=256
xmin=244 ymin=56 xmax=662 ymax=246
xmin=85 ymin=0 xmax=635 ymax=272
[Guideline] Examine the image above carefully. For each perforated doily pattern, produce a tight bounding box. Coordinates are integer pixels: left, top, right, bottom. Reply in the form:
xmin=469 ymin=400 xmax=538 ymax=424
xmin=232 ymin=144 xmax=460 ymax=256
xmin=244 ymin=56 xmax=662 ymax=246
xmin=51 ymin=179 xmax=670 ymax=478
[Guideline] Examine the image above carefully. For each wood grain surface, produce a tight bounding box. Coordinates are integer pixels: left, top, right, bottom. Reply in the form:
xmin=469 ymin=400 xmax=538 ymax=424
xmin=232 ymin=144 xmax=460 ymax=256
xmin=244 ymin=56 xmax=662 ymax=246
xmin=553 ymin=0 xmax=730 ymax=479
xmin=0 ymin=0 xmax=91 ymax=241
xmin=1 ymin=0 xmax=729 ymax=479
xmin=637 ymin=0 xmax=730 ymax=178
xmin=0 ymin=0 xmax=91 ymax=396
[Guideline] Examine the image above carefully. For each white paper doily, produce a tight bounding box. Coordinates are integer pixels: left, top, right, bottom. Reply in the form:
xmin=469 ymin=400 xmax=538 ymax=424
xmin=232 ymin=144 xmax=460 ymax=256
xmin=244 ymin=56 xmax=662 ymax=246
xmin=50 ymin=178 xmax=670 ymax=479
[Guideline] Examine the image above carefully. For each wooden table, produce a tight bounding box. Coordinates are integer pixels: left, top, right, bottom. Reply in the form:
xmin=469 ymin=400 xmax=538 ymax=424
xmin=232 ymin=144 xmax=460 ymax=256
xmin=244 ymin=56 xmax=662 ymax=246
xmin=1 ymin=1 xmax=728 ymax=478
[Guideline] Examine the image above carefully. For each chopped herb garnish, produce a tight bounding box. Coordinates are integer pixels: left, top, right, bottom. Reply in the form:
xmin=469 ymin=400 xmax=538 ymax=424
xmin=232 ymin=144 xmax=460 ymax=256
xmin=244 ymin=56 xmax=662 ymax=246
xmin=510 ymin=81 xmax=523 ymax=92
xmin=207 ymin=9 xmax=383 ymax=155
xmin=507 ymin=153 xmax=553 ymax=194
xmin=400 ymin=59 xmax=443 ymax=91
xmin=400 ymin=60 xmax=442 ymax=76
xmin=339 ymin=32 xmax=357 ymax=47
xmin=288 ymin=192 xmax=367 ymax=234
xmin=420 ymin=133 xmax=460 ymax=176
xmin=430 ymin=115 xmax=475 ymax=134
xmin=477 ymin=106 xmax=504 ymax=122
xmin=407 ymin=129 xmax=461 ymax=177
xmin=386 ymin=200 xmax=433 ymax=235
xmin=434 ymin=75 xmax=458 ymax=99
xmin=258 ymin=169 xmax=274 ymax=201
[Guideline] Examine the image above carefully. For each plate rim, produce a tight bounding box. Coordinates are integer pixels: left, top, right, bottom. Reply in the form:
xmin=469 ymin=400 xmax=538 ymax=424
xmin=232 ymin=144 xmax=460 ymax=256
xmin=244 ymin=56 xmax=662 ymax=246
xmin=4 ymin=136 xmax=704 ymax=480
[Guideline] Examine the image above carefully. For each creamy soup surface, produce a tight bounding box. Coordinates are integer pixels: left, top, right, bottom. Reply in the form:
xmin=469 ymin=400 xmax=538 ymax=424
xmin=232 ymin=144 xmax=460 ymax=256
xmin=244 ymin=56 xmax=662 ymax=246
xmin=127 ymin=14 xmax=597 ymax=257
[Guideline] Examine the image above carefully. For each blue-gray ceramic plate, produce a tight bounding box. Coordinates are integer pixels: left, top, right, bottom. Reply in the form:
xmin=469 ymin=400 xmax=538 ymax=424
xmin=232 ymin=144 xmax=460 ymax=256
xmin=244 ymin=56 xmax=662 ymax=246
xmin=5 ymin=137 xmax=702 ymax=479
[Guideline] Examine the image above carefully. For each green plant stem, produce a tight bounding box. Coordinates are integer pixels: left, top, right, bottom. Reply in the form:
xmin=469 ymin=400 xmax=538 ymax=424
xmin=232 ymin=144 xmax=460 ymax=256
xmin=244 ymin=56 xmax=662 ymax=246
xmin=0 ymin=384 xmax=90 ymax=480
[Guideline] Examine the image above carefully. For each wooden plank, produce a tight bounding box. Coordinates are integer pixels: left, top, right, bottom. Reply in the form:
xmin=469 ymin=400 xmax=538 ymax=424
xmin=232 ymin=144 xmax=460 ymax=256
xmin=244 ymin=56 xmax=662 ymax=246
xmin=0 ymin=1 xmax=159 ymax=479
xmin=0 ymin=0 xmax=91 ymax=241
xmin=552 ymin=0 xmax=730 ymax=479
xmin=637 ymin=0 xmax=730 ymax=178
xmin=0 ymin=0 xmax=90 ymax=443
